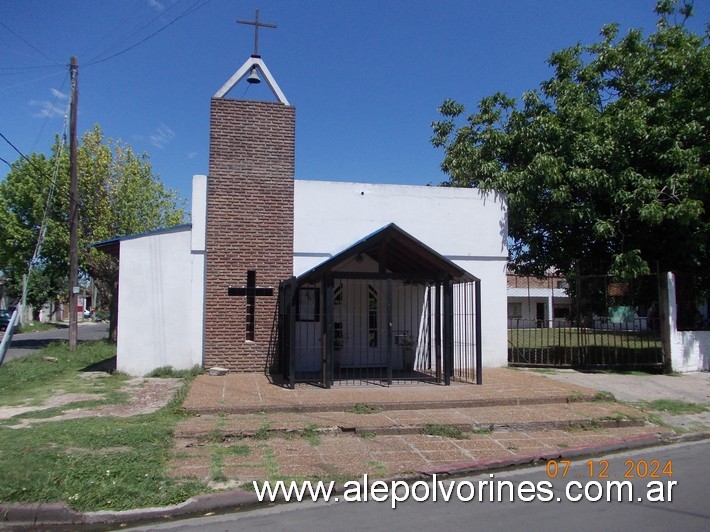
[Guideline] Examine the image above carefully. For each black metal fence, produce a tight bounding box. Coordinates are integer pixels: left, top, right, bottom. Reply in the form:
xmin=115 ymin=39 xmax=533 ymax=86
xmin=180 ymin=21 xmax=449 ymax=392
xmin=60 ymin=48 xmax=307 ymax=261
xmin=508 ymin=271 xmax=663 ymax=370
xmin=508 ymin=318 xmax=662 ymax=369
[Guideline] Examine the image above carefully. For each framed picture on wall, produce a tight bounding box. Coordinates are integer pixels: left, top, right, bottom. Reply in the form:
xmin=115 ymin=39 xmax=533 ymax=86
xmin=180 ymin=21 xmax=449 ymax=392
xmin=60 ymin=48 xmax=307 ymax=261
xmin=297 ymin=287 xmax=320 ymax=322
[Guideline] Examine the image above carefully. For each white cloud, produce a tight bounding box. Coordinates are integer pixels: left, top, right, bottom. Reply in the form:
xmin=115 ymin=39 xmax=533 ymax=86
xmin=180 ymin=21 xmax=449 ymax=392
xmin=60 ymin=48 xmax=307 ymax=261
xmin=187 ymin=151 xmax=198 ymax=159
xmin=50 ymin=88 xmax=68 ymax=100
xmin=149 ymin=123 xmax=175 ymax=149
xmin=147 ymin=0 xmax=165 ymax=12
xmin=28 ymin=87 xmax=69 ymax=118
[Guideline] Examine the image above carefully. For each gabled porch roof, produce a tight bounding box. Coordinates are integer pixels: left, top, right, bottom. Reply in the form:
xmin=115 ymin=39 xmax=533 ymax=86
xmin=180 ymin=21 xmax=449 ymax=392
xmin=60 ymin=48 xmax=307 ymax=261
xmin=296 ymin=223 xmax=479 ymax=284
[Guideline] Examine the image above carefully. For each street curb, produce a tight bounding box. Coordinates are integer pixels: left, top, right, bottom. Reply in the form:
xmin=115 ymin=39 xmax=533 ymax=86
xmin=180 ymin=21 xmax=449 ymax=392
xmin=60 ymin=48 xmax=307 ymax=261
xmin=0 ymin=490 xmax=264 ymax=527
xmin=2 ymin=431 xmax=708 ymax=528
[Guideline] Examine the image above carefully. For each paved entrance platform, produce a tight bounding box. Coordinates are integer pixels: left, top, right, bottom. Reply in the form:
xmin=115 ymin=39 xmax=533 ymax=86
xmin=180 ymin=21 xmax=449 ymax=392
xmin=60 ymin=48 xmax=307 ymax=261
xmin=183 ymin=368 xmax=604 ymax=414
xmin=173 ymin=368 xmax=675 ymax=488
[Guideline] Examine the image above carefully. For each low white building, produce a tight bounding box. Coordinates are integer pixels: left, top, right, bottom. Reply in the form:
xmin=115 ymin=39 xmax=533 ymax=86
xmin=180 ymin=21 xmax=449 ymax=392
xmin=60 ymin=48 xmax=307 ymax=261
xmin=98 ymin=176 xmax=509 ymax=378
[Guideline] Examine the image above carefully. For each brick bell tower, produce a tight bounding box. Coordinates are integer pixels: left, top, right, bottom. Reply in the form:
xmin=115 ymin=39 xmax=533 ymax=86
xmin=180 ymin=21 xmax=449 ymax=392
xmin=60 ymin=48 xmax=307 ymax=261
xmin=204 ymin=11 xmax=295 ymax=371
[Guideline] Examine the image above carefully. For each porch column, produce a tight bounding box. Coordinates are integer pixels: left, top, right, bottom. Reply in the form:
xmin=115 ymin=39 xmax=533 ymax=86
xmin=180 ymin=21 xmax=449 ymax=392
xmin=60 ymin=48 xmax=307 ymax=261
xmin=324 ymin=275 xmax=334 ymax=388
xmin=386 ymin=278 xmax=393 ymax=385
xmin=435 ymin=282 xmax=441 ymax=383
xmin=443 ymin=277 xmax=454 ymax=386
xmin=475 ymin=279 xmax=483 ymax=385
xmin=288 ymin=279 xmax=297 ymax=389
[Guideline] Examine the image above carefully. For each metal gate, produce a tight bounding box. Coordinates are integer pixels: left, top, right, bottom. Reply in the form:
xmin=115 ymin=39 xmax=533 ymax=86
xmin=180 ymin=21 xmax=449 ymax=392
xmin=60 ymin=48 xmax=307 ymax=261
xmin=279 ymin=276 xmax=481 ymax=387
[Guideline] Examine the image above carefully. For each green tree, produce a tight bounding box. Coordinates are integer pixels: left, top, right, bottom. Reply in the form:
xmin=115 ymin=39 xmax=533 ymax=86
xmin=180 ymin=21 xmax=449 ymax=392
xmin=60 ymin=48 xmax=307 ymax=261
xmin=0 ymin=125 xmax=186 ymax=338
xmin=0 ymin=151 xmax=68 ymax=313
xmin=432 ymin=0 xmax=709 ymax=282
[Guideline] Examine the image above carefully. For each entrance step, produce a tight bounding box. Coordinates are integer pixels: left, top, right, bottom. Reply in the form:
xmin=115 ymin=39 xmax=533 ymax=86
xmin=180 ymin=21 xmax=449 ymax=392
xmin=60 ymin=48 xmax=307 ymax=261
xmin=175 ymin=401 xmax=648 ymax=440
xmin=182 ymin=369 xmax=612 ymax=415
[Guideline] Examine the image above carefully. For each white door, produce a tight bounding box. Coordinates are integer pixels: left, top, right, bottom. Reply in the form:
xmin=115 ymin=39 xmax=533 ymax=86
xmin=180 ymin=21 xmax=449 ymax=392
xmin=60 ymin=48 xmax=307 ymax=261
xmin=335 ymin=281 xmax=386 ymax=368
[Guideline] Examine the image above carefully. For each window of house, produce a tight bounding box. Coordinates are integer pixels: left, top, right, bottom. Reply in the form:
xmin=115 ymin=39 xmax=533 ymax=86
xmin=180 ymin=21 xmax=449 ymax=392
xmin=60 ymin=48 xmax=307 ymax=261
xmin=554 ymin=306 xmax=570 ymax=319
xmin=508 ymin=302 xmax=523 ymax=319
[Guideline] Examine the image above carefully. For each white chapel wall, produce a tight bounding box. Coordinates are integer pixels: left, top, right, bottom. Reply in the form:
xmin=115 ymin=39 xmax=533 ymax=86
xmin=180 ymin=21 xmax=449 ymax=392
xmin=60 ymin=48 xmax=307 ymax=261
xmin=116 ymin=227 xmax=195 ymax=376
xmin=190 ymin=175 xmax=207 ymax=371
xmin=293 ymin=180 xmax=509 ymax=367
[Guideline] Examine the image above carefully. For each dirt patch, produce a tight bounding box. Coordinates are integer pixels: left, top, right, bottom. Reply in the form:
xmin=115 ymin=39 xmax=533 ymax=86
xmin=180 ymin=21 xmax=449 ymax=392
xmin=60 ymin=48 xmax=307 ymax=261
xmin=0 ymin=393 xmax=101 ymax=420
xmin=1 ymin=377 xmax=182 ymax=428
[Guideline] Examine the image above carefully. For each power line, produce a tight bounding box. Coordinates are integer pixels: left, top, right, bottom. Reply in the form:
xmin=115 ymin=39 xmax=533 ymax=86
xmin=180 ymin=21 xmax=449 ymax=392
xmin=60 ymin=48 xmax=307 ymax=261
xmin=0 ymin=70 xmax=64 ymax=92
xmin=86 ymin=0 xmax=188 ymax=65
xmin=31 ymin=111 xmax=69 ymax=267
xmin=0 ymin=130 xmax=76 ymax=208
xmin=0 ymin=64 xmax=63 ymax=72
xmin=30 ymin=72 xmax=70 ymax=153
xmin=85 ymin=0 xmax=212 ymax=67
xmin=0 ymin=20 xmax=62 ymax=67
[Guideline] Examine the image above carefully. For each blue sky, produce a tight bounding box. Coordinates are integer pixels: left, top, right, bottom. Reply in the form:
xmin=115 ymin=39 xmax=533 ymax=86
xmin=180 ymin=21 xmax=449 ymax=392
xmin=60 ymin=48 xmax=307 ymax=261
xmin=2 ymin=0 xmax=708 ymax=214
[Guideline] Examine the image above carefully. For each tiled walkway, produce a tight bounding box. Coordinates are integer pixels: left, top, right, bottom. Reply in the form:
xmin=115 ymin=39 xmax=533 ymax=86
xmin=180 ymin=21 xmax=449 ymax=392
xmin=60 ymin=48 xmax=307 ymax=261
xmin=171 ymin=368 xmax=672 ymax=488
xmin=183 ymin=368 xmax=604 ymax=413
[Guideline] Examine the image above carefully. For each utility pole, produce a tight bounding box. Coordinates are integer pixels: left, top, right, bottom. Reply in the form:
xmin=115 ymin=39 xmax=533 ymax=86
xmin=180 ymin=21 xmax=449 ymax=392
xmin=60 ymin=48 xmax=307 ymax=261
xmin=68 ymin=56 xmax=79 ymax=350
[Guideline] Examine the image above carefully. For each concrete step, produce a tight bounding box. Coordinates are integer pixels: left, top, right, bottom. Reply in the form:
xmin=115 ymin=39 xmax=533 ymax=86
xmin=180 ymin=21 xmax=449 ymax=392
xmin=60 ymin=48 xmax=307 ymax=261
xmin=182 ymin=368 xmax=613 ymax=415
xmin=191 ymin=393 xmax=609 ymax=415
xmin=175 ymin=400 xmax=648 ymax=440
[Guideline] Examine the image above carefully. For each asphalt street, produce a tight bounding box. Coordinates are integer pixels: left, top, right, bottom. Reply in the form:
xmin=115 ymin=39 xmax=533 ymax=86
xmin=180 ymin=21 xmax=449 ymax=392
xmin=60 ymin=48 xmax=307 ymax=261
xmin=125 ymin=439 xmax=710 ymax=532
xmin=1 ymin=321 xmax=109 ymax=363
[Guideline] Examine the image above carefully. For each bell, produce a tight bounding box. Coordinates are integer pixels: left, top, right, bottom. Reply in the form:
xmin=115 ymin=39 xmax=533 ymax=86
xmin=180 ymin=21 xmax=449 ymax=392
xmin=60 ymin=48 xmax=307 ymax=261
xmin=246 ymin=67 xmax=261 ymax=84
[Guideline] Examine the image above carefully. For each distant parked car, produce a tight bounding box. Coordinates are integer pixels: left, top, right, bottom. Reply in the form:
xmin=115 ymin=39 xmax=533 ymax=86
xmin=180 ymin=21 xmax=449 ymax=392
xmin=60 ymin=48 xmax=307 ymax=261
xmin=0 ymin=309 xmax=14 ymax=332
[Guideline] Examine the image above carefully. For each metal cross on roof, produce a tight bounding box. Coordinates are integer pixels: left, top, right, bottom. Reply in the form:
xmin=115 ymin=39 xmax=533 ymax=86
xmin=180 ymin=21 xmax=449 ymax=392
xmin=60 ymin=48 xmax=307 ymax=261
xmin=236 ymin=9 xmax=276 ymax=57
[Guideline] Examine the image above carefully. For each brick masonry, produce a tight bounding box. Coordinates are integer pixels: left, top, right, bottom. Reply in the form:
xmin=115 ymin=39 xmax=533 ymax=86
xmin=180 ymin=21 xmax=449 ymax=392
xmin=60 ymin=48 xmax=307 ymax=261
xmin=204 ymin=98 xmax=295 ymax=371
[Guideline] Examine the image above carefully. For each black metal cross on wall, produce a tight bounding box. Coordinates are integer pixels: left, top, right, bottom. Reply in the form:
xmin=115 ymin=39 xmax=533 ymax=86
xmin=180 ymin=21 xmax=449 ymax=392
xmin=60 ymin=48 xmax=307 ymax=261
xmin=228 ymin=270 xmax=274 ymax=341
xmin=236 ymin=9 xmax=276 ymax=57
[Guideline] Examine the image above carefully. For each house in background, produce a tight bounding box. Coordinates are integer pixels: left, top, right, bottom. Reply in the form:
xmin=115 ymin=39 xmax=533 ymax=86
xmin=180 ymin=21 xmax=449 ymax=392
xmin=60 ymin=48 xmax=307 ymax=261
xmin=96 ymin=47 xmax=509 ymax=383
xmin=507 ymin=273 xmax=571 ymax=328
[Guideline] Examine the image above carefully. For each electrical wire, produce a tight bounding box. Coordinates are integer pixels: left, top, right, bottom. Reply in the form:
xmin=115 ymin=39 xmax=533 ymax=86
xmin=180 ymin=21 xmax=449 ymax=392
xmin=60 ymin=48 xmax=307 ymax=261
xmin=30 ymin=109 xmax=70 ymax=268
xmin=29 ymin=72 xmax=70 ymax=153
xmin=0 ymin=130 xmax=76 ymax=208
xmin=0 ymin=21 xmax=63 ymax=67
xmin=86 ymin=0 xmax=187 ymax=65
xmin=0 ymin=64 xmax=62 ymax=72
xmin=85 ymin=0 xmax=212 ymax=67
xmin=0 ymin=70 xmax=64 ymax=92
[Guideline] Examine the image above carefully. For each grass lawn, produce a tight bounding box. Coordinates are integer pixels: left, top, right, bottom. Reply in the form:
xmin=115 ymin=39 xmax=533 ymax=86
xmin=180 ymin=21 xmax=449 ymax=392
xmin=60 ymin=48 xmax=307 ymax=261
xmin=0 ymin=341 xmax=207 ymax=511
xmin=508 ymin=327 xmax=662 ymax=349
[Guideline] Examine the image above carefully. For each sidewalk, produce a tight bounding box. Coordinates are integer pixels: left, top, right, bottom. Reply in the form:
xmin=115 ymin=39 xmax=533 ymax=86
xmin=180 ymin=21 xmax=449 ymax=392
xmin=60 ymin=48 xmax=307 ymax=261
xmin=172 ymin=368 xmax=675 ymax=487
xmin=3 ymin=367 xmax=705 ymax=528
